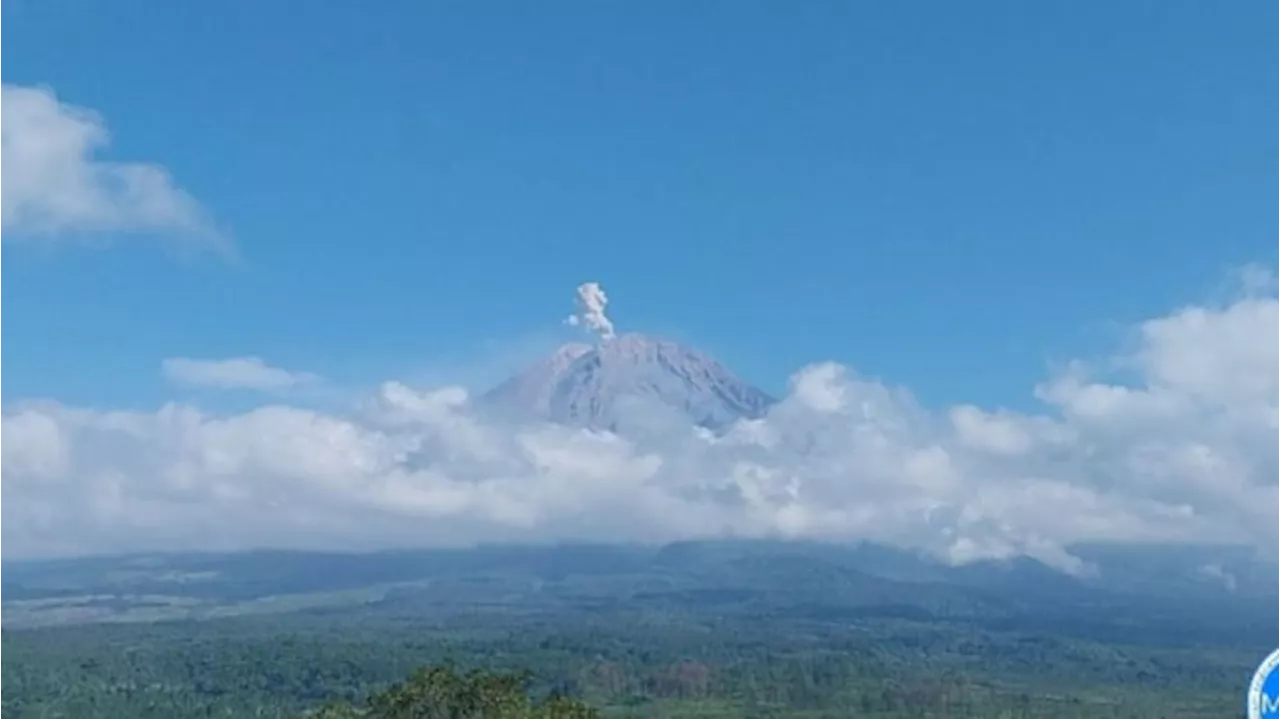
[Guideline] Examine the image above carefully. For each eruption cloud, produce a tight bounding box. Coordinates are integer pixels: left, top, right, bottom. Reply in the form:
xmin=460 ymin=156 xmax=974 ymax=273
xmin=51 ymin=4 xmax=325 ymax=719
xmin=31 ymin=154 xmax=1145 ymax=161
xmin=566 ymin=281 xmax=616 ymax=340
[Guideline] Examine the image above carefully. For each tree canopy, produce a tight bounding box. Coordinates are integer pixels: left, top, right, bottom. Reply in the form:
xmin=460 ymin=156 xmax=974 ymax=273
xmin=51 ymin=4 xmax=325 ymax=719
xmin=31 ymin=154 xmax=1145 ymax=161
xmin=302 ymin=664 xmax=599 ymax=719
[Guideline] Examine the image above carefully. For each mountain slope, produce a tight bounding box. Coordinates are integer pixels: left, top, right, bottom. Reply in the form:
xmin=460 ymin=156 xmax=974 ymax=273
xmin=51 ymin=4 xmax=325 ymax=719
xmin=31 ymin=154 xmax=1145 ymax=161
xmin=483 ymin=333 xmax=775 ymax=430
xmin=483 ymin=342 xmax=593 ymax=418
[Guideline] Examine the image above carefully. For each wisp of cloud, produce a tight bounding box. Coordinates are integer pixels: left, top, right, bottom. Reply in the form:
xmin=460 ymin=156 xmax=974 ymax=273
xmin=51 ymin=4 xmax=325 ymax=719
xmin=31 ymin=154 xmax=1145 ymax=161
xmin=0 ymin=83 xmax=228 ymax=253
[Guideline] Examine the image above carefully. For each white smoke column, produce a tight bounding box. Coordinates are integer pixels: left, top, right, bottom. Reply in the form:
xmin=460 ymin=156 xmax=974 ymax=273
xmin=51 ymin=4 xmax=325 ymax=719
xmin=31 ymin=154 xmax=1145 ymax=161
xmin=566 ymin=282 xmax=616 ymax=340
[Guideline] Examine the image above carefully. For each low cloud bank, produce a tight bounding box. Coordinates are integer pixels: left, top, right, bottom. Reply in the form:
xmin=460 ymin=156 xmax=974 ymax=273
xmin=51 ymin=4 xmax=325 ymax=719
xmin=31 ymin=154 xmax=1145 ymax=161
xmin=4 ymin=278 xmax=1275 ymax=569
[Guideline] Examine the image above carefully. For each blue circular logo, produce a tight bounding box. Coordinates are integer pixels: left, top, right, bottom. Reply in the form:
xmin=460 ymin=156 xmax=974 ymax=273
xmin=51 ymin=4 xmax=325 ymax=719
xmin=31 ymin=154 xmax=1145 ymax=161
xmin=1247 ymin=648 xmax=1280 ymax=719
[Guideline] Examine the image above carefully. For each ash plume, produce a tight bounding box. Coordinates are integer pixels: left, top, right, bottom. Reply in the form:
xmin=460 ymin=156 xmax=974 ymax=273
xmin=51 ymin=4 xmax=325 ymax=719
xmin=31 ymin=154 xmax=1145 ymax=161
xmin=565 ymin=281 xmax=616 ymax=340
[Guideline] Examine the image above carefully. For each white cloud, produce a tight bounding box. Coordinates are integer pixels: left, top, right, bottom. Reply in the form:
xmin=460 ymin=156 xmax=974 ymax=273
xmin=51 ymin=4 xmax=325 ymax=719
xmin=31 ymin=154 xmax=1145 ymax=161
xmin=3 ymin=278 xmax=1277 ymax=568
xmin=1 ymin=84 xmax=223 ymax=247
xmin=162 ymin=357 xmax=321 ymax=392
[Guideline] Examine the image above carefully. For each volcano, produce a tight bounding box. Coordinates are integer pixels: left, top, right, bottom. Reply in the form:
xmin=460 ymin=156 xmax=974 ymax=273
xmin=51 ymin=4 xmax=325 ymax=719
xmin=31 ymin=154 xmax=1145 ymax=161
xmin=483 ymin=333 xmax=775 ymax=431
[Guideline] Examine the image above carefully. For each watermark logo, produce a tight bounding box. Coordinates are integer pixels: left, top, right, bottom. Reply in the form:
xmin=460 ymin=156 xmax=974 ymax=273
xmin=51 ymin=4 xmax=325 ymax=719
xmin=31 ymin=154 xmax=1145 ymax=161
xmin=1247 ymin=648 xmax=1280 ymax=719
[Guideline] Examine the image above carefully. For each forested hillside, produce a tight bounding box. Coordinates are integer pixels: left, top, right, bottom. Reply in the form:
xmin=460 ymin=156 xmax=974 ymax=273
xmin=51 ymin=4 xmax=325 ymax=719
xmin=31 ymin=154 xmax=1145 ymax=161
xmin=2 ymin=543 xmax=1267 ymax=718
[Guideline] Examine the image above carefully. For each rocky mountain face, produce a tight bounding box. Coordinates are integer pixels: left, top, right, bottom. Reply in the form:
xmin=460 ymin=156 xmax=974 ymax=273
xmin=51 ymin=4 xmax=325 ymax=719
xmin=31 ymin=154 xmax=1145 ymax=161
xmin=483 ymin=342 xmax=594 ymax=418
xmin=482 ymin=333 xmax=775 ymax=431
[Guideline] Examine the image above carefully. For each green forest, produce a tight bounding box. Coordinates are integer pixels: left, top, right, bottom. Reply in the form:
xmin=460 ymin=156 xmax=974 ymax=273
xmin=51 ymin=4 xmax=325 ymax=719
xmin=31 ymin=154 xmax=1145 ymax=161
xmin=2 ymin=543 xmax=1269 ymax=718
xmin=0 ymin=616 xmax=1247 ymax=718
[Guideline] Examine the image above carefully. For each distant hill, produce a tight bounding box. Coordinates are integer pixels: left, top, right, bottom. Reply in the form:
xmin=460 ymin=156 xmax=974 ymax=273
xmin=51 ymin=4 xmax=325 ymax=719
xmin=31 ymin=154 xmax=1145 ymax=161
xmin=3 ymin=540 xmax=1274 ymax=646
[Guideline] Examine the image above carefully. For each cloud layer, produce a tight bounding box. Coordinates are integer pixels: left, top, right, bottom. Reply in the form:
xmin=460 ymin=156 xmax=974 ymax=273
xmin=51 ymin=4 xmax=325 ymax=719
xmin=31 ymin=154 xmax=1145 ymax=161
xmin=1 ymin=84 xmax=222 ymax=247
xmin=3 ymin=279 xmax=1276 ymax=567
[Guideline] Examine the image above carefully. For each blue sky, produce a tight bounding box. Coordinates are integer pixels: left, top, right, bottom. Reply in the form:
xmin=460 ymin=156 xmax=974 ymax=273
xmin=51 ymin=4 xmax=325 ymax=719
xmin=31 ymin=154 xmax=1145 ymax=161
xmin=4 ymin=0 xmax=1275 ymax=410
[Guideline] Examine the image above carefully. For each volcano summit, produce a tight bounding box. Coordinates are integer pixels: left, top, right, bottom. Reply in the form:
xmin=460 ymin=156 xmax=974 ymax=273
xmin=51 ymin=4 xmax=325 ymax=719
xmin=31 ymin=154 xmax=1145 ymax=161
xmin=484 ymin=333 xmax=775 ymax=431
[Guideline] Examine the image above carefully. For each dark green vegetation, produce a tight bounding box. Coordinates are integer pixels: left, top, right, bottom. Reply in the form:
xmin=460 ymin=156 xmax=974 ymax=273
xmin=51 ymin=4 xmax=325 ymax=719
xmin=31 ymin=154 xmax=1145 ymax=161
xmin=3 ymin=541 xmax=1274 ymax=718
xmin=300 ymin=664 xmax=600 ymax=718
